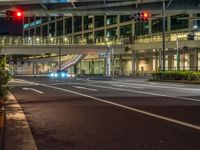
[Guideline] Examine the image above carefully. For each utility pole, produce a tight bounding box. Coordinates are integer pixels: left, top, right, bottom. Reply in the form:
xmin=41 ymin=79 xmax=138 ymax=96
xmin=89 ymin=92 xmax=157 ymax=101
xmin=162 ymin=0 xmax=166 ymax=72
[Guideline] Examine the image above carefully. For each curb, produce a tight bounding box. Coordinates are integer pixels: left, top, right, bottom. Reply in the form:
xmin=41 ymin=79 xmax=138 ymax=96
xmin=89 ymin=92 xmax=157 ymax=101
xmin=0 ymin=101 xmax=5 ymax=150
xmin=4 ymin=92 xmax=38 ymax=150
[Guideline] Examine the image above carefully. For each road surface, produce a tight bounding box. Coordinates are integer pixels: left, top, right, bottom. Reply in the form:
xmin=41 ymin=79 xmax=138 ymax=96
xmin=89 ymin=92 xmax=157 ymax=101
xmin=7 ymin=77 xmax=200 ymax=150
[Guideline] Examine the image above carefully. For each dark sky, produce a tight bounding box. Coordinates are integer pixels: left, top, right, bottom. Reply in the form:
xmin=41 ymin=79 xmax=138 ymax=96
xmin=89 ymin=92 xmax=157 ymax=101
xmin=0 ymin=17 xmax=23 ymax=35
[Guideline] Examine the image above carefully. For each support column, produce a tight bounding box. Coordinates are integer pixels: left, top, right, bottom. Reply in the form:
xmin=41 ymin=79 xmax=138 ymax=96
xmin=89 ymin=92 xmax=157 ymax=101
xmin=159 ymin=49 xmax=163 ymax=71
xmin=72 ymin=16 xmax=74 ymax=44
xmin=168 ymin=55 xmax=174 ymax=70
xmin=155 ymin=50 xmax=158 ymax=71
xmin=106 ymin=50 xmax=111 ymax=76
xmin=190 ymin=50 xmax=198 ymax=71
xmin=132 ymin=50 xmax=136 ymax=76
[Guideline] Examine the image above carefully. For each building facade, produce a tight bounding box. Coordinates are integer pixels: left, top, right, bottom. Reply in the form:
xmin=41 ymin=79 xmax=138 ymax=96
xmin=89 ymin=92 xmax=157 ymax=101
xmin=22 ymin=12 xmax=200 ymax=76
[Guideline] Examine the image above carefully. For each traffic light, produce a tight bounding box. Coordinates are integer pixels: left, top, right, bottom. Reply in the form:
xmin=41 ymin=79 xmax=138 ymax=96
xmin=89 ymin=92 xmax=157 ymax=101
xmin=130 ymin=11 xmax=150 ymax=22
xmin=6 ymin=10 xmax=23 ymax=19
xmin=187 ymin=34 xmax=194 ymax=40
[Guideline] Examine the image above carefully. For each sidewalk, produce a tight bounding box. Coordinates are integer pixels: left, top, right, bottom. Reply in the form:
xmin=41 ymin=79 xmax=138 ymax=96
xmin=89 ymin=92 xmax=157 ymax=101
xmin=4 ymin=92 xmax=37 ymax=150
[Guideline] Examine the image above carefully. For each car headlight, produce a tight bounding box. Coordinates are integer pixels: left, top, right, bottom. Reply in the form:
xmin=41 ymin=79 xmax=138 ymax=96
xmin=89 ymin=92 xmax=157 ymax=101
xmin=61 ymin=73 xmax=66 ymax=78
xmin=54 ymin=73 xmax=58 ymax=77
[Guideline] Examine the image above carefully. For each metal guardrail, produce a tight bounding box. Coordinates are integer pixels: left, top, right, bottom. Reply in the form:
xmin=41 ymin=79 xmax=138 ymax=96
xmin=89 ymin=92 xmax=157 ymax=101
xmin=0 ymin=36 xmax=127 ymax=46
xmin=134 ymin=32 xmax=200 ymax=44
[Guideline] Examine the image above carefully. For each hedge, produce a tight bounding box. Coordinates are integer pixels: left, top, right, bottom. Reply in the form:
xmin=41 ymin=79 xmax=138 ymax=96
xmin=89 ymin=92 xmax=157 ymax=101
xmin=0 ymin=56 xmax=10 ymax=99
xmin=152 ymin=71 xmax=200 ymax=81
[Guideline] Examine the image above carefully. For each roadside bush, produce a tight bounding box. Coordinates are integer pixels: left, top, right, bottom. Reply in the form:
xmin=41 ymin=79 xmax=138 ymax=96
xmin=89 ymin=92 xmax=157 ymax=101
xmin=152 ymin=71 xmax=200 ymax=81
xmin=0 ymin=56 xmax=10 ymax=99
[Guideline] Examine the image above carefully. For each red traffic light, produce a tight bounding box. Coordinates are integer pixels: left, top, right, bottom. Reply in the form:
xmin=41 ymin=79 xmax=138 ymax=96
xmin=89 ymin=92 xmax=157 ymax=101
xmin=16 ymin=11 xmax=22 ymax=17
xmin=6 ymin=10 xmax=23 ymax=19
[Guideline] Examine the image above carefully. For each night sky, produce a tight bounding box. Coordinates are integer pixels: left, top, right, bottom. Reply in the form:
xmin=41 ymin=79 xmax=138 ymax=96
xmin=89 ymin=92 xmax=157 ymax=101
xmin=0 ymin=17 xmax=23 ymax=36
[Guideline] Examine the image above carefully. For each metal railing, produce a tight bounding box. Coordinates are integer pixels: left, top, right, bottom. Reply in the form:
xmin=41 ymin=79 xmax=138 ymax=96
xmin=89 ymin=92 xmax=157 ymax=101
xmin=134 ymin=32 xmax=200 ymax=44
xmin=0 ymin=36 xmax=128 ymax=46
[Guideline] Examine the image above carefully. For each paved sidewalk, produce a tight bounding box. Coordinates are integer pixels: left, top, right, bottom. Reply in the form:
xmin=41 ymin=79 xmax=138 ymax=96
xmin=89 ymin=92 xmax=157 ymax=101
xmin=5 ymin=92 xmax=37 ymax=150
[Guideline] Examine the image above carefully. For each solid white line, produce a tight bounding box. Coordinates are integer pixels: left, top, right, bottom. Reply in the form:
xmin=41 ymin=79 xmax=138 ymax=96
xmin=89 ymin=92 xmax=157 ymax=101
xmin=73 ymin=86 xmax=98 ymax=92
xmin=113 ymin=84 xmax=144 ymax=89
xmin=79 ymin=83 xmax=200 ymax=103
xmin=41 ymin=84 xmax=200 ymax=131
xmin=87 ymin=79 xmax=200 ymax=91
xmin=22 ymin=88 xmax=44 ymax=94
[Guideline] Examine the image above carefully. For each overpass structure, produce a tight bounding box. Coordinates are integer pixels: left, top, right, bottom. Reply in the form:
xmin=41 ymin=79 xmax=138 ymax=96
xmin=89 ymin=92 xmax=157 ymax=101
xmin=0 ymin=0 xmax=200 ymax=76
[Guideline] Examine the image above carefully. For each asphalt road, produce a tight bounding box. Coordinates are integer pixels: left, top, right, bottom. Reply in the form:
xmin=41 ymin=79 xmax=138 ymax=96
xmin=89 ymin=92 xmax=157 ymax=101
xmin=8 ymin=77 xmax=200 ymax=150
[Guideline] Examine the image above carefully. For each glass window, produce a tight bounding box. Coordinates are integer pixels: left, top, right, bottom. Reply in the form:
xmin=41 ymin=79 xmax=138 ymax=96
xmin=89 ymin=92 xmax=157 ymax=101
xmin=24 ymin=30 xmax=29 ymax=36
xmin=197 ymin=13 xmax=200 ymax=28
xmin=106 ymin=15 xmax=117 ymax=26
xmin=57 ymin=20 xmax=63 ymax=36
xmin=24 ymin=17 xmax=29 ymax=24
xmin=94 ymin=16 xmax=104 ymax=28
xmin=135 ymin=22 xmax=149 ymax=35
xmin=49 ymin=22 xmax=55 ymax=36
xmin=36 ymin=27 xmax=41 ymax=36
xmin=152 ymin=18 xmax=167 ymax=33
xmin=42 ymin=25 xmax=48 ymax=36
xmin=30 ymin=29 xmax=34 ymax=36
xmin=84 ymin=16 xmax=93 ymax=30
xmin=95 ymin=30 xmax=104 ymax=37
xmin=107 ymin=28 xmax=117 ymax=37
xmin=120 ymin=15 xmax=131 ymax=23
xmin=65 ymin=18 xmax=72 ymax=34
xmin=120 ymin=25 xmax=132 ymax=37
xmin=42 ymin=17 xmax=48 ymax=23
xmin=74 ymin=16 xmax=82 ymax=32
xmin=171 ymin=14 xmax=189 ymax=30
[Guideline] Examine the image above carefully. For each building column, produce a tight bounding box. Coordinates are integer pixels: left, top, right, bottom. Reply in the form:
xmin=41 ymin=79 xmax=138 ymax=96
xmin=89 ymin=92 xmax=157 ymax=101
xmin=105 ymin=50 xmax=111 ymax=76
xmin=167 ymin=15 xmax=171 ymax=32
xmin=159 ymin=49 xmax=162 ymax=71
xmin=132 ymin=50 xmax=136 ymax=76
xmin=63 ymin=17 xmax=65 ymax=36
xmin=72 ymin=16 xmax=74 ymax=44
xmin=168 ymin=55 xmax=174 ymax=70
xmin=149 ymin=18 xmax=152 ymax=34
xmin=190 ymin=50 xmax=198 ymax=71
xmin=104 ymin=15 xmax=107 ymax=38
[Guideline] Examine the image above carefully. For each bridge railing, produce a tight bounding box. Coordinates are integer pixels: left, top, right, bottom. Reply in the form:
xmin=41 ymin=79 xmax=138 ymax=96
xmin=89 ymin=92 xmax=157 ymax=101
xmin=0 ymin=36 xmax=129 ymax=46
xmin=134 ymin=32 xmax=200 ymax=44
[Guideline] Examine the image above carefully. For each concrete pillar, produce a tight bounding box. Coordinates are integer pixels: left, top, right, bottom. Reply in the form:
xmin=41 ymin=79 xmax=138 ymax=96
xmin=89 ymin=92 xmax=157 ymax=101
xmin=132 ymin=50 xmax=136 ymax=76
xmin=190 ymin=50 xmax=198 ymax=71
xmin=104 ymin=15 xmax=107 ymax=38
xmin=159 ymin=49 xmax=162 ymax=71
xmin=168 ymin=55 xmax=174 ymax=70
xmin=148 ymin=18 xmax=152 ymax=34
xmin=106 ymin=50 xmax=111 ymax=76
xmin=63 ymin=17 xmax=65 ymax=36
xmin=155 ymin=50 xmax=158 ymax=71
xmin=72 ymin=16 xmax=74 ymax=44
xmin=189 ymin=12 xmax=193 ymax=30
xmin=167 ymin=15 xmax=171 ymax=32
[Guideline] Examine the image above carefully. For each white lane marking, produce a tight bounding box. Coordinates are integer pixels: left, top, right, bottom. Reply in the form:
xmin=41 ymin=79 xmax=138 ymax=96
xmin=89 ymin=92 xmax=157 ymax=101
xmin=79 ymin=83 xmax=200 ymax=103
xmin=113 ymin=84 xmax=144 ymax=89
xmin=73 ymin=86 xmax=98 ymax=92
xmin=9 ymin=79 xmax=39 ymax=85
xmin=22 ymin=88 xmax=44 ymax=94
xmin=86 ymin=79 xmax=200 ymax=91
xmin=40 ymin=84 xmax=200 ymax=131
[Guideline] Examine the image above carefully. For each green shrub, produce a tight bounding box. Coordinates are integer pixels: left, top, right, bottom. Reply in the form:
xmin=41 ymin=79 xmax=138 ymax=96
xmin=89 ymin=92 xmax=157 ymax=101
xmin=152 ymin=71 xmax=200 ymax=81
xmin=0 ymin=56 xmax=10 ymax=99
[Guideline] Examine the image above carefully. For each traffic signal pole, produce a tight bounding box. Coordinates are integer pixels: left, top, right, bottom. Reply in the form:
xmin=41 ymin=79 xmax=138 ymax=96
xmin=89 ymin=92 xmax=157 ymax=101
xmin=162 ymin=0 xmax=166 ymax=72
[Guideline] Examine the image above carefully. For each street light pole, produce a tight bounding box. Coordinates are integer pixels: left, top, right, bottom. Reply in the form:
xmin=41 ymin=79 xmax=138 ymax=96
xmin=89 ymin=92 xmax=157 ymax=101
xmin=162 ymin=0 xmax=166 ymax=72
